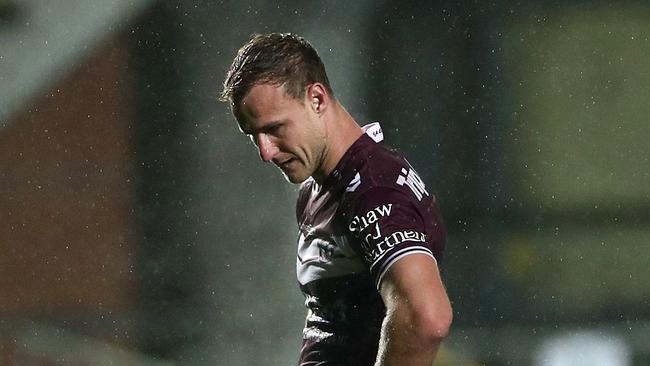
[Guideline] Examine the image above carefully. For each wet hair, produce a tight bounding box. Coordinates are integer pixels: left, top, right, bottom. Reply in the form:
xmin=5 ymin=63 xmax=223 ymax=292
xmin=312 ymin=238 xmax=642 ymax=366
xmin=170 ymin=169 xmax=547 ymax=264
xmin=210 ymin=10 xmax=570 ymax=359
xmin=220 ymin=33 xmax=334 ymax=119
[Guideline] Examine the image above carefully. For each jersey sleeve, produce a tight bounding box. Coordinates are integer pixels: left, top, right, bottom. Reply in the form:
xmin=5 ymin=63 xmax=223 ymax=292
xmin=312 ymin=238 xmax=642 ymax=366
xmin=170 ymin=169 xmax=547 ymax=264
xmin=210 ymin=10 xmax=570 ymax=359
xmin=346 ymin=186 xmax=442 ymax=288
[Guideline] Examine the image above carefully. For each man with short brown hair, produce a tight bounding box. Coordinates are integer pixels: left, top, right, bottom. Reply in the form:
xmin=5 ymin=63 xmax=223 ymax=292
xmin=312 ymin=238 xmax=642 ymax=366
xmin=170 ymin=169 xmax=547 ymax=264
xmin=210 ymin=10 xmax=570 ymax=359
xmin=221 ymin=32 xmax=452 ymax=366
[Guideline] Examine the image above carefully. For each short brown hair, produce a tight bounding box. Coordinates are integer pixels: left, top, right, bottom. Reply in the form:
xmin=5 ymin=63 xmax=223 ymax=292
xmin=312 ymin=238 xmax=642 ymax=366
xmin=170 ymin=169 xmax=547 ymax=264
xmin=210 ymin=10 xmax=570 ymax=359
xmin=220 ymin=33 xmax=334 ymax=117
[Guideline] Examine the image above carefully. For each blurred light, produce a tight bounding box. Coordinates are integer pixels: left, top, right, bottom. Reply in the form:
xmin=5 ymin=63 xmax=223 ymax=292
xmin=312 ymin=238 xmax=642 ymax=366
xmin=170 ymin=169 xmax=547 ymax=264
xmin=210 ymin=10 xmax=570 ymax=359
xmin=534 ymin=331 xmax=630 ymax=366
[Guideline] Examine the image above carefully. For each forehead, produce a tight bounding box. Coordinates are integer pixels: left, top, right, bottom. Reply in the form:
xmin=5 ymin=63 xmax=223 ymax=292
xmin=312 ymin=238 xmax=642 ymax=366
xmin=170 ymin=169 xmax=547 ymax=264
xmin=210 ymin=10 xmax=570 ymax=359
xmin=238 ymin=84 xmax=297 ymax=129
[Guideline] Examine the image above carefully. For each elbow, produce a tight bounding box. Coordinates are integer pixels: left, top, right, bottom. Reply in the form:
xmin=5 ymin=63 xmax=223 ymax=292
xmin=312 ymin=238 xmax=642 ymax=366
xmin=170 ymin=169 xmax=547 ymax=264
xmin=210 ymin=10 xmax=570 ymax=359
xmin=417 ymin=303 xmax=453 ymax=342
xmin=432 ymin=309 xmax=453 ymax=340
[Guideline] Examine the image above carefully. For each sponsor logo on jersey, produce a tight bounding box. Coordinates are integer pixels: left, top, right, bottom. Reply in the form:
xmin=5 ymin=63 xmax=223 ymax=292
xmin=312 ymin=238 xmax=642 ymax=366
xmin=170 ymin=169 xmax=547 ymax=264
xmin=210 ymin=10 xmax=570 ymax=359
xmin=396 ymin=167 xmax=429 ymax=201
xmin=362 ymin=223 xmax=382 ymax=253
xmin=348 ymin=204 xmax=393 ymax=236
xmin=365 ymin=230 xmax=426 ymax=263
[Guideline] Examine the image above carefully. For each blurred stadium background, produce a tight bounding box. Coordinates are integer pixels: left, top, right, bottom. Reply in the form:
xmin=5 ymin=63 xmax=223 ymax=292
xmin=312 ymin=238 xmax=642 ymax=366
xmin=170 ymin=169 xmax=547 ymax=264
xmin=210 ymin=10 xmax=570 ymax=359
xmin=1 ymin=0 xmax=648 ymax=365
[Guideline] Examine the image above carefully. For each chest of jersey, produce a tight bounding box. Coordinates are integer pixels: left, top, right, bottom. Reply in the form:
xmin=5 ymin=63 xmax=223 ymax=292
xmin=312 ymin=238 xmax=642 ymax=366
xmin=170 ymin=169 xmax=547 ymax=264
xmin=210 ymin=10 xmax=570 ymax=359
xmin=296 ymin=186 xmax=365 ymax=287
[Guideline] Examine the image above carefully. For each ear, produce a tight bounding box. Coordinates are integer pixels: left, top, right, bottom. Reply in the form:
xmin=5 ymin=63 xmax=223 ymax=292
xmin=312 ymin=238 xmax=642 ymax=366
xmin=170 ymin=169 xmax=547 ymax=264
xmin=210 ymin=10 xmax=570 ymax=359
xmin=307 ymin=83 xmax=329 ymax=114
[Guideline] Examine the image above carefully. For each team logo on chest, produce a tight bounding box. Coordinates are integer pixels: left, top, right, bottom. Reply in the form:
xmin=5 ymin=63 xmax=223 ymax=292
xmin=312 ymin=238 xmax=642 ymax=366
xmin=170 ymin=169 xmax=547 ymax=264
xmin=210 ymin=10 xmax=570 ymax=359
xmin=296 ymin=223 xmax=365 ymax=285
xmin=298 ymin=224 xmax=342 ymax=264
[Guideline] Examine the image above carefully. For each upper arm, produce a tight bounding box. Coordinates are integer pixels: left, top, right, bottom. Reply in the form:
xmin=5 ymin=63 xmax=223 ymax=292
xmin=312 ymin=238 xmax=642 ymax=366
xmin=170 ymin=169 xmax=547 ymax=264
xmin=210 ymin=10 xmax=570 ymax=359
xmin=379 ymin=253 xmax=452 ymax=339
xmin=346 ymin=186 xmax=445 ymax=288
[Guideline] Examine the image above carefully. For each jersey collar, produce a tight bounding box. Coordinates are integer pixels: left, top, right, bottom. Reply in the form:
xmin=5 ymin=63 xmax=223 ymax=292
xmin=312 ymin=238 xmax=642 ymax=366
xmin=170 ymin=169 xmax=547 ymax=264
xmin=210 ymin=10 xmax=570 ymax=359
xmin=322 ymin=122 xmax=384 ymax=190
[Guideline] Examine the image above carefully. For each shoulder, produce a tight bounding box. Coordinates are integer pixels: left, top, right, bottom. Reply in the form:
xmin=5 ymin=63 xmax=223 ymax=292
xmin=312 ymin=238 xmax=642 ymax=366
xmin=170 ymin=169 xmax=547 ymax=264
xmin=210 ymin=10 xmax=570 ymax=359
xmin=342 ymin=141 xmax=442 ymax=236
xmin=348 ymin=143 xmax=427 ymax=203
xmin=341 ymin=143 xmax=446 ymax=286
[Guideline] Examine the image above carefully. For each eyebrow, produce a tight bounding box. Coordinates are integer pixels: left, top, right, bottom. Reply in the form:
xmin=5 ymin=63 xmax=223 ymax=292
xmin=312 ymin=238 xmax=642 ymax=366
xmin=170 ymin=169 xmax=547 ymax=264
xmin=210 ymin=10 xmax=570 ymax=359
xmin=240 ymin=120 xmax=282 ymax=135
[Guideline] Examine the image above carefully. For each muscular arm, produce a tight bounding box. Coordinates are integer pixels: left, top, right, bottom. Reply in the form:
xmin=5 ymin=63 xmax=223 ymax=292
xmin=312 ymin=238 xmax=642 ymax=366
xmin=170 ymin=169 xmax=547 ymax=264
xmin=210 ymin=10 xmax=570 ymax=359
xmin=373 ymin=254 xmax=452 ymax=366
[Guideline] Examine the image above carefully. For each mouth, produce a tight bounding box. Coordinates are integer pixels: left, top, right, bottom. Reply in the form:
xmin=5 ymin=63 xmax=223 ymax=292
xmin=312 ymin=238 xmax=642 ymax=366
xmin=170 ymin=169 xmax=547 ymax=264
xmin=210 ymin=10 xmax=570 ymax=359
xmin=276 ymin=158 xmax=296 ymax=169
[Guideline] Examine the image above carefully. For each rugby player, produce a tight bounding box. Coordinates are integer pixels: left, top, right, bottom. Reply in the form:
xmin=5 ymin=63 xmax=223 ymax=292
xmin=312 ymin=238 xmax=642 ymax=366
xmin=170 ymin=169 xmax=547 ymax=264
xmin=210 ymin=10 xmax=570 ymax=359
xmin=221 ymin=33 xmax=452 ymax=366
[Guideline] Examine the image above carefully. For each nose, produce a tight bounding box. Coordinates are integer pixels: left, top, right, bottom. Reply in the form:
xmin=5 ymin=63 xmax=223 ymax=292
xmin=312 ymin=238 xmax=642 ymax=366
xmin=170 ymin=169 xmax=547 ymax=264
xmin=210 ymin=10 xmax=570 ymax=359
xmin=256 ymin=133 xmax=279 ymax=162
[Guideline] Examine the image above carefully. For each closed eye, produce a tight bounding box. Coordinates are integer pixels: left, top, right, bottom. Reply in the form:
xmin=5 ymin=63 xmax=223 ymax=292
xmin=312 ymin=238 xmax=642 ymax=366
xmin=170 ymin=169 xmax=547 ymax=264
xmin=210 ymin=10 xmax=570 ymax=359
xmin=265 ymin=123 xmax=282 ymax=134
xmin=241 ymin=120 xmax=284 ymax=146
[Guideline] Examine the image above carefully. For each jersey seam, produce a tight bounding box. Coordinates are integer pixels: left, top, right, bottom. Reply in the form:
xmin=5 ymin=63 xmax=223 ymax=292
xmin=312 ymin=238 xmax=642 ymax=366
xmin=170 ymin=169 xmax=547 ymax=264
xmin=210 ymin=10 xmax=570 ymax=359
xmin=375 ymin=247 xmax=437 ymax=289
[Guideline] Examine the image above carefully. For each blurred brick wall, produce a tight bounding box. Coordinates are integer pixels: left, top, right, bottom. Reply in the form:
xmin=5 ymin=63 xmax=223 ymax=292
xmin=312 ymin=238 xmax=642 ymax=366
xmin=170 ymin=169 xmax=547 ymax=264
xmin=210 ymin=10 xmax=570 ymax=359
xmin=0 ymin=38 xmax=137 ymax=316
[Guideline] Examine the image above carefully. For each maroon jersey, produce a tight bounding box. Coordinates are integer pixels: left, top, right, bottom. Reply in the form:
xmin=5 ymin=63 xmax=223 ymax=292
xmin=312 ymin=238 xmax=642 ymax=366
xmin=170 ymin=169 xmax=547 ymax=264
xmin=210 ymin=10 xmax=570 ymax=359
xmin=295 ymin=123 xmax=446 ymax=365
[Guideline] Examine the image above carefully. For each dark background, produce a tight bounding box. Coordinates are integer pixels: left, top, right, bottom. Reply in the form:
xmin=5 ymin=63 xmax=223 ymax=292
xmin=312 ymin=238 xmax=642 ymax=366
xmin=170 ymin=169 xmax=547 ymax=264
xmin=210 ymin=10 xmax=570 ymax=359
xmin=1 ymin=0 xmax=648 ymax=365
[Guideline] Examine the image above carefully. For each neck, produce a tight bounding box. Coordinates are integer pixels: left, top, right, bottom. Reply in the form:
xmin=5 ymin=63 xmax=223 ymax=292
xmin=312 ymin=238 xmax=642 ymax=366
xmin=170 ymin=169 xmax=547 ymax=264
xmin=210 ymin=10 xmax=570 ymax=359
xmin=312 ymin=102 xmax=363 ymax=183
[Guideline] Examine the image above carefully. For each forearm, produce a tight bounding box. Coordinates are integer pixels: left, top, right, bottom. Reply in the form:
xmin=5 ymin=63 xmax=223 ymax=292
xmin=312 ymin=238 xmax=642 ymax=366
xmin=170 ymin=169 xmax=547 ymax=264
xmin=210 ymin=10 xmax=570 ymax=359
xmin=373 ymin=310 xmax=443 ymax=366
xmin=374 ymin=254 xmax=452 ymax=366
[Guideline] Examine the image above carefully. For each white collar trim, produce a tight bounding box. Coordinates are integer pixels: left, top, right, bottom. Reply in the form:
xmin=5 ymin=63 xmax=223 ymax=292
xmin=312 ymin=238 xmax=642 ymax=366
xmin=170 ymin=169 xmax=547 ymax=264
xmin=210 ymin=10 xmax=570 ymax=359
xmin=362 ymin=122 xmax=384 ymax=143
